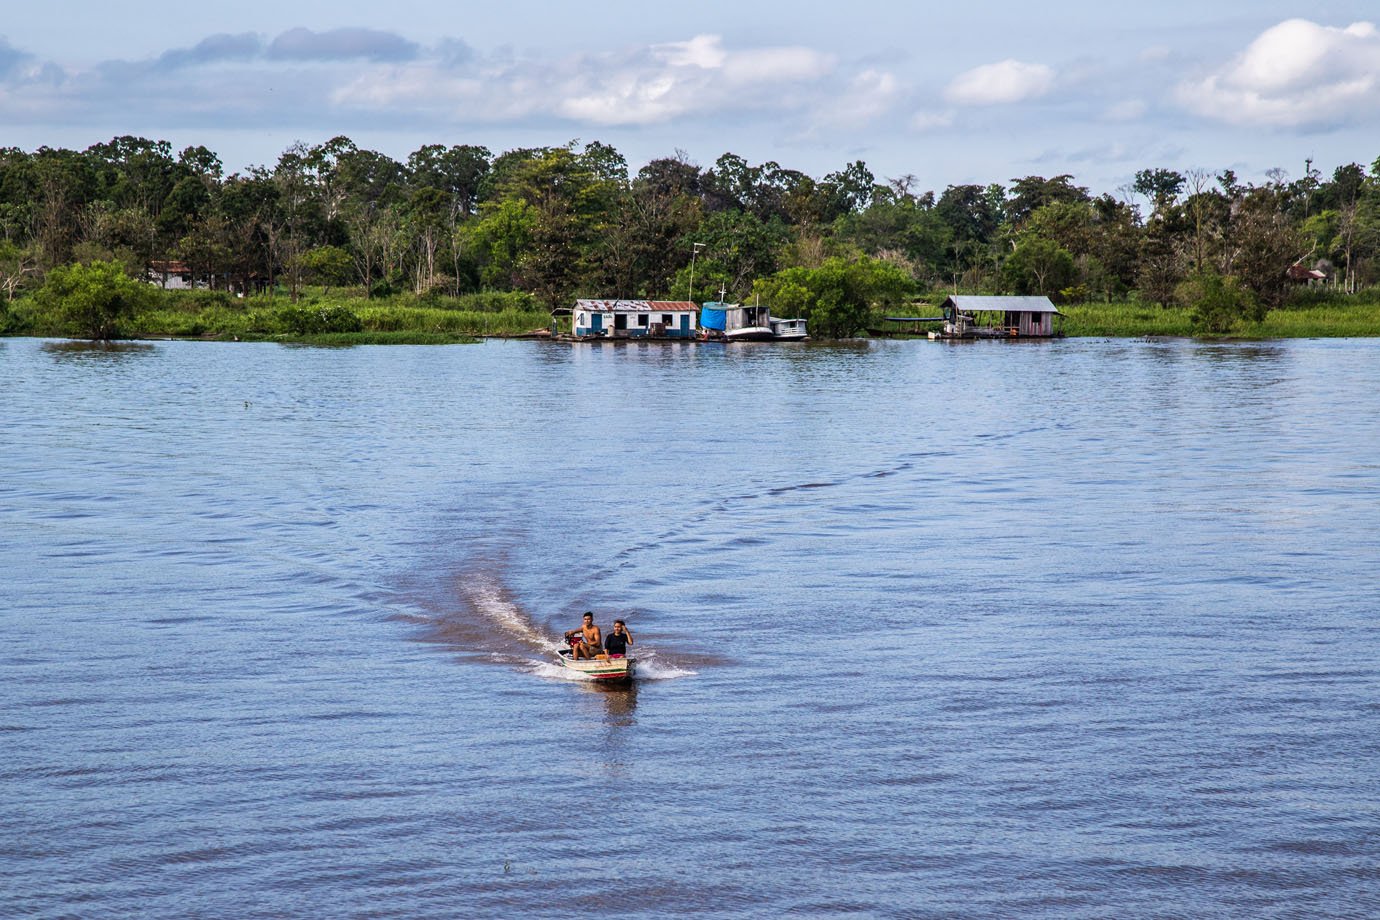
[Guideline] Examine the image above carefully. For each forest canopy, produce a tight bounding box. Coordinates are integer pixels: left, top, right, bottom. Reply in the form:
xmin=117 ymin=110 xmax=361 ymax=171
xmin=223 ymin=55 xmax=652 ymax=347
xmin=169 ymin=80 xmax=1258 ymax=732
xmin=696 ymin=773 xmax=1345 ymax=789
xmin=1 ymin=136 xmax=1378 ymax=329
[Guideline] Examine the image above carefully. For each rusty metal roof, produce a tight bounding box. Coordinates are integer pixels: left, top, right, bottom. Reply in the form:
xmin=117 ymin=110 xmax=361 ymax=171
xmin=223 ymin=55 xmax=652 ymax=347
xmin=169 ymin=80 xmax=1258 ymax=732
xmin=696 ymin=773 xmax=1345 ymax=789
xmin=574 ymin=300 xmax=696 ymax=312
xmin=942 ymin=295 xmax=1062 ymax=315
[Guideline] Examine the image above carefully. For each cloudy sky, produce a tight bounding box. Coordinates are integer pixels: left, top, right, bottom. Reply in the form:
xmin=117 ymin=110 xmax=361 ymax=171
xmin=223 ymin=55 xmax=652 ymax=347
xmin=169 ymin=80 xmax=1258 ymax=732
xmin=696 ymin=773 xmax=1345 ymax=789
xmin=3 ymin=1 xmax=1378 ymax=194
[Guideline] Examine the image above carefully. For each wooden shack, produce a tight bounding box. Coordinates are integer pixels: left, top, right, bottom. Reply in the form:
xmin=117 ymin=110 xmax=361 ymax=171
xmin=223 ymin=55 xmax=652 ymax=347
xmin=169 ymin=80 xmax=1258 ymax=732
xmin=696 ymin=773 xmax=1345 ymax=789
xmin=932 ymin=296 xmax=1064 ymax=339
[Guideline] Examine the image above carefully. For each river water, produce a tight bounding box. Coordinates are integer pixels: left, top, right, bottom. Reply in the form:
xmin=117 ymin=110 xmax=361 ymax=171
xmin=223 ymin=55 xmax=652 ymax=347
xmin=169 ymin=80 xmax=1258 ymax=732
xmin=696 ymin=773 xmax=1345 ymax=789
xmin=3 ymin=335 xmax=1378 ymax=918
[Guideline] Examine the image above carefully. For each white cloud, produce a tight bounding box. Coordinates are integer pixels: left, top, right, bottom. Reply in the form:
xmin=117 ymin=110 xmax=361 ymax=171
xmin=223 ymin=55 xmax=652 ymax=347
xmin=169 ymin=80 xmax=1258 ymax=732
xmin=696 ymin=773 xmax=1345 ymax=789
xmin=336 ymin=34 xmax=838 ymax=127
xmin=267 ymin=27 xmax=419 ymax=62
xmin=809 ymin=68 xmax=902 ymax=130
xmin=1176 ymin=19 xmax=1380 ymax=127
xmin=1105 ymin=99 xmax=1146 ymax=121
xmin=911 ymin=110 xmax=954 ymax=131
xmin=944 ymin=59 xmax=1054 ymax=105
xmin=0 ymin=29 xmax=868 ymax=136
xmin=652 ymin=35 xmax=727 ymax=70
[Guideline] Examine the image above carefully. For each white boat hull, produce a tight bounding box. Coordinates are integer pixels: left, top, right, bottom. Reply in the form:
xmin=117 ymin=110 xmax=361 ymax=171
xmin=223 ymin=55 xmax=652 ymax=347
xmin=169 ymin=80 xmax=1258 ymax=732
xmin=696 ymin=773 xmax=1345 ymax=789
xmin=557 ymin=649 xmax=636 ymax=681
xmin=725 ymin=327 xmax=775 ymax=342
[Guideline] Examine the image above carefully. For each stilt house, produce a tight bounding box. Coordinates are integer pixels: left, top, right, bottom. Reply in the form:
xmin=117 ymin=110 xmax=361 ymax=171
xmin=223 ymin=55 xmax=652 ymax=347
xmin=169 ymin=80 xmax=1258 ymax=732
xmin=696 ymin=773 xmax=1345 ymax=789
xmin=937 ymin=296 xmax=1064 ymax=338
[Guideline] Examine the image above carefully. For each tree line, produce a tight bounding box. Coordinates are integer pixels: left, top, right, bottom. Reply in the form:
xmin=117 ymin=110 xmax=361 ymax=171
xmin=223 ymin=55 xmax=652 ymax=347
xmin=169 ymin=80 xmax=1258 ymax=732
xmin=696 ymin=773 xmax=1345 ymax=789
xmin=2 ymin=136 xmax=1378 ymax=337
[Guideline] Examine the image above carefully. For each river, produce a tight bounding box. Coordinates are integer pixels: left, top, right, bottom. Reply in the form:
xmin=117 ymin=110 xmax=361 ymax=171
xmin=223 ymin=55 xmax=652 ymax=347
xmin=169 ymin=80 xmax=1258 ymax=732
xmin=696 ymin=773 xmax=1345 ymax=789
xmin=3 ymin=336 xmax=1378 ymax=918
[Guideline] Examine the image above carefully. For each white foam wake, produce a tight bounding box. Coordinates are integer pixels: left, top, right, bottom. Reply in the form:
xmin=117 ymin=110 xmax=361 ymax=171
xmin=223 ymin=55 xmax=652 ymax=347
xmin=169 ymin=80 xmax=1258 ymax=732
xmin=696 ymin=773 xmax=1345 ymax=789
xmin=461 ymin=577 xmax=552 ymax=651
xmin=522 ymin=648 xmax=696 ymax=682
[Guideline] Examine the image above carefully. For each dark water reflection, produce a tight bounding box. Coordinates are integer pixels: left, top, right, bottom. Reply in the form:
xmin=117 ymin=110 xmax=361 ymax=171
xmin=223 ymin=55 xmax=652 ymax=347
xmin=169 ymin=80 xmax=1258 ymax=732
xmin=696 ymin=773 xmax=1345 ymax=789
xmin=41 ymin=340 xmax=159 ymax=363
xmin=3 ymin=336 xmax=1380 ymax=918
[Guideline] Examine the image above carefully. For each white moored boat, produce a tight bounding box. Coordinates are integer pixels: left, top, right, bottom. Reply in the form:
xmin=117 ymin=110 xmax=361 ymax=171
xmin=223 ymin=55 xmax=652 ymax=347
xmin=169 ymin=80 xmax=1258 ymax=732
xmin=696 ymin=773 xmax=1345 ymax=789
xmin=769 ymin=317 xmax=808 ymax=341
xmin=721 ymin=298 xmax=775 ymax=342
xmin=556 ymin=645 xmax=636 ymax=682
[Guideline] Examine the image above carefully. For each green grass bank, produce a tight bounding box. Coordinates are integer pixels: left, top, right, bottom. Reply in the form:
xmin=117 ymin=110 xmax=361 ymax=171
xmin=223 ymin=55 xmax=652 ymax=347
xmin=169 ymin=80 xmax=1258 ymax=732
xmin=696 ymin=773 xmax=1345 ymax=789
xmin=4 ymin=285 xmax=1380 ymax=343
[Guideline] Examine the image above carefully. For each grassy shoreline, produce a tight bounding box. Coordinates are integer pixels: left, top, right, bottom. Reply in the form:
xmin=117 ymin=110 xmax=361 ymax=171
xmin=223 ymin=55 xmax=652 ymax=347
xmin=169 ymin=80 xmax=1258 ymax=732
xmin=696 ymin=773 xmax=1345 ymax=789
xmin=4 ymin=287 xmax=1380 ymax=344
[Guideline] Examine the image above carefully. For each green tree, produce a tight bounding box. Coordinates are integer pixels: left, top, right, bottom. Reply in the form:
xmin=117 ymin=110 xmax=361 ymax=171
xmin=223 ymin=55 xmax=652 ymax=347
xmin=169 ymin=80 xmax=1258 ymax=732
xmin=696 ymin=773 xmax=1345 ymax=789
xmin=300 ymin=245 xmax=355 ymax=293
xmin=1226 ymin=189 xmax=1307 ymax=309
xmin=0 ymin=239 xmax=39 ymax=301
xmin=35 ymin=260 xmax=157 ymax=340
xmin=1137 ymin=206 xmax=1189 ymax=306
xmin=1133 ymin=168 xmax=1185 ymax=215
xmin=1177 ymin=270 xmax=1262 ymax=333
xmin=1002 ymin=235 xmax=1075 ymax=296
xmin=460 ymin=198 xmax=537 ymax=291
xmin=1006 ymin=175 xmax=1089 ymax=227
xmin=752 ymin=256 xmax=914 ymax=338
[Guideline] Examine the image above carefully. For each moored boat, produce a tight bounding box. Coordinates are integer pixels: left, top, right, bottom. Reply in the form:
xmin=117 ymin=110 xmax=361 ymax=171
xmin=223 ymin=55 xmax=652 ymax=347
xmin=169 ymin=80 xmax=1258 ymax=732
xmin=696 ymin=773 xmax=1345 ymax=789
xmin=769 ymin=317 xmax=808 ymax=341
xmin=701 ymin=296 xmax=775 ymax=342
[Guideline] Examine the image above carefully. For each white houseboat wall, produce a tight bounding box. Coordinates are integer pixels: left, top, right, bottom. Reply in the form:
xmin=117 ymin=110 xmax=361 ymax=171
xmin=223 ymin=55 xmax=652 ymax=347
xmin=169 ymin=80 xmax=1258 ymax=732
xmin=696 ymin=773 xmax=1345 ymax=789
xmin=932 ymin=295 xmax=1064 ymax=339
xmin=769 ymin=316 xmax=808 ymax=340
xmin=571 ymin=300 xmax=698 ymax=338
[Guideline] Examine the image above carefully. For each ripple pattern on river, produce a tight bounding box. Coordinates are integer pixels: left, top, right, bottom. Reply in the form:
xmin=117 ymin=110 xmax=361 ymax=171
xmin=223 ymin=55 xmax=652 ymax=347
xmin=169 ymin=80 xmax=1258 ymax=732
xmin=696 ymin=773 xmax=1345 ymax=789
xmin=3 ymin=337 xmax=1379 ymax=918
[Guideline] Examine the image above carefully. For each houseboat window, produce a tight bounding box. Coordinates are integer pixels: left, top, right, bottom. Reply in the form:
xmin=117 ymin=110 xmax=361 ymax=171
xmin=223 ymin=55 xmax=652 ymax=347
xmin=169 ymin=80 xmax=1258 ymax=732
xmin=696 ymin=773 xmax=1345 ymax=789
xmin=662 ymin=314 xmax=672 ymax=324
xmin=637 ymin=314 xmax=648 ymax=326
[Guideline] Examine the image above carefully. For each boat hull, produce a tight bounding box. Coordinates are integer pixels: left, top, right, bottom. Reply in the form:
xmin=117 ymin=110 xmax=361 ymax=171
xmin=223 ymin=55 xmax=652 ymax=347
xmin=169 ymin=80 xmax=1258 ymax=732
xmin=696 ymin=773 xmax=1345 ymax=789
xmin=557 ymin=650 xmax=635 ymax=681
xmin=724 ymin=327 xmax=775 ymax=342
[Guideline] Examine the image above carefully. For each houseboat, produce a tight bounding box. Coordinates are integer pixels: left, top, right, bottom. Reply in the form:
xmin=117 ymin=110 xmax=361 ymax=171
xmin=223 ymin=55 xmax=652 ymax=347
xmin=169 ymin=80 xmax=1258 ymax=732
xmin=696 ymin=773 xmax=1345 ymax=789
xmin=567 ymin=300 xmax=698 ymax=339
xmin=699 ymin=301 xmax=774 ymax=341
xmin=928 ymin=296 xmax=1064 ymax=340
xmin=769 ymin=317 xmax=808 ymax=341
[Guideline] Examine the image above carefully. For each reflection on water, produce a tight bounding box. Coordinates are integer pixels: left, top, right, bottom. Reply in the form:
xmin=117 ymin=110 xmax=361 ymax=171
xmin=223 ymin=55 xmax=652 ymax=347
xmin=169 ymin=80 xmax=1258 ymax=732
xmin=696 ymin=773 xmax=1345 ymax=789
xmin=1193 ymin=341 xmax=1288 ymax=362
xmin=587 ymin=680 xmax=637 ymax=724
xmin=41 ymin=340 xmax=158 ymax=363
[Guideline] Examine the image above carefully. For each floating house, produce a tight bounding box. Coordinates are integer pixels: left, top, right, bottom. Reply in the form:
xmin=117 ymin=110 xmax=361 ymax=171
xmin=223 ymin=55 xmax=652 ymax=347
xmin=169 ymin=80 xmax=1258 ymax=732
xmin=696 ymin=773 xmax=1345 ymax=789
xmin=568 ymin=300 xmax=698 ymax=338
xmin=930 ymin=296 xmax=1064 ymax=339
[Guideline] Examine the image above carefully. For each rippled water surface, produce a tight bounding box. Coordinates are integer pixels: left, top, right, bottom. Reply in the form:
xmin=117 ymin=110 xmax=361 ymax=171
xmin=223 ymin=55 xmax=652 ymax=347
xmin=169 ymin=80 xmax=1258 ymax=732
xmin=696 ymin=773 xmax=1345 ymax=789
xmin=3 ymin=336 xmax=1379 ymax=918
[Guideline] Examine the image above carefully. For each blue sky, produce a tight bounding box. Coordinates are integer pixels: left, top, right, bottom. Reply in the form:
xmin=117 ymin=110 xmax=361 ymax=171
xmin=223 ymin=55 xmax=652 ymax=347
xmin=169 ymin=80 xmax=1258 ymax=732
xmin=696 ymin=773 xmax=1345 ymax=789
xmin=3 ymin=2 xmax=1378 ymax=194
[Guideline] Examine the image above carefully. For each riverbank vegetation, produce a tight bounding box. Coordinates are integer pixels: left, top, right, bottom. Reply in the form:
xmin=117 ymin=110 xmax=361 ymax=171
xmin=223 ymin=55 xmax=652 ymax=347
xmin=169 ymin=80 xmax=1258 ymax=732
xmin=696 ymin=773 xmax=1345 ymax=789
xmin=2 ymin=136 xmax=1379 ymax=340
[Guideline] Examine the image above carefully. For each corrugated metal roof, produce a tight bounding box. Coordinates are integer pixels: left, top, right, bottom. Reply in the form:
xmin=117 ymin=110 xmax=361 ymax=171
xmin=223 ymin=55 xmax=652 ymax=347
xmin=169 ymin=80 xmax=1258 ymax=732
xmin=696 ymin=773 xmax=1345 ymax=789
xmin=575 ymin=300 xmax=696 ymax=312
xmin=943 ymin=295 xmax=1062 ymax=314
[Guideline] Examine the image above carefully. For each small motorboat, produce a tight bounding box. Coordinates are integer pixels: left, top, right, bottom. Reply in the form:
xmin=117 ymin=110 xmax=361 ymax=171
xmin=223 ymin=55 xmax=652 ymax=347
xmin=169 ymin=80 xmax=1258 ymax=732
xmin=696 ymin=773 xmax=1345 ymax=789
xmin=556 ymin=638 xmax=636 ymax=682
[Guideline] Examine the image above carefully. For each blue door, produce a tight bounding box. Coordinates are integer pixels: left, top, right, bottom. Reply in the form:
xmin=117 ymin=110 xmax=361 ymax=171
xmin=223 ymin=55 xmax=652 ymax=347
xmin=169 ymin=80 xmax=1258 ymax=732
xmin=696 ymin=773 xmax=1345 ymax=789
xmin=591 ymin=313 xmax=603 ymax=334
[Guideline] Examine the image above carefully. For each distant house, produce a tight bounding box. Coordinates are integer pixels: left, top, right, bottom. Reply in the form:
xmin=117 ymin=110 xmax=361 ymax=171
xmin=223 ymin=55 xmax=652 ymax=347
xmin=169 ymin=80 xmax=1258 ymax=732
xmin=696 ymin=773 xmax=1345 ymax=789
xmin=933 ymin=295 xmax=1064 ymax=339
xmin=569 ymin=300 xmax=698 ymax=338
xmin=147 ymin=260 xmax=199 ymax=290
xmin=1286 ymin=263 xmax=1327 ymax=284
xmin=146 ymin=261 xmax=271 ymax=296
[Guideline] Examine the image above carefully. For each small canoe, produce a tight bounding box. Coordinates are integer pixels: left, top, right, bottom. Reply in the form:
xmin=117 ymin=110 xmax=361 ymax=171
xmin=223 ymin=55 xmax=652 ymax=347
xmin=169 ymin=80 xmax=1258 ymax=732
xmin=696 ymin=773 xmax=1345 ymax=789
xmin=556 ymin=648 xmax=636 ymax=682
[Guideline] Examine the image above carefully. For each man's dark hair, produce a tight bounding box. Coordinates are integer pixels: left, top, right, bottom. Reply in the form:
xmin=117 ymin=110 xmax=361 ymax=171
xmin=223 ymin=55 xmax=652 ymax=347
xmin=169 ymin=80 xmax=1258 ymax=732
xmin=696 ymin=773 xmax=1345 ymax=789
xmin=582 ymin=611 xmax=593 ymax=619
xmin=613 ymin=619 xmax=625 ymax=626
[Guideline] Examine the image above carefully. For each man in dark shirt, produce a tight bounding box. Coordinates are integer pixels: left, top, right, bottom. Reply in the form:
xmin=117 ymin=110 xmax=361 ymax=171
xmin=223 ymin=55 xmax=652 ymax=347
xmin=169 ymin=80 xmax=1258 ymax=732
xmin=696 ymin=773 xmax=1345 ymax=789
xmin=604 ymin=619 xmax=633 ymax=657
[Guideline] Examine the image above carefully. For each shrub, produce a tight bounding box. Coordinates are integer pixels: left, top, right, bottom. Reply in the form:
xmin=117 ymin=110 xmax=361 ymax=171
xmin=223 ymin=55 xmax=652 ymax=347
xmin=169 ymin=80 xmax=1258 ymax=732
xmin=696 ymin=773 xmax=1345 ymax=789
xmin=1176 ymin=271 xmax=1263 ymax=334
xmin=275 ymin=305 xmax=363 ymax=335
xmin=35 ymin=260 xmax=158 ymax=340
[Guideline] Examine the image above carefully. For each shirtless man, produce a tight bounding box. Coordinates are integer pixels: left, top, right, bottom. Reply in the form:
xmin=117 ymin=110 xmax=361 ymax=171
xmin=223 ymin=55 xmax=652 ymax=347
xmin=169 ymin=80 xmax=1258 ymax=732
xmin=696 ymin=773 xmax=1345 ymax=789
xmin=564 ymin=612 xmax=602 ymax=660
